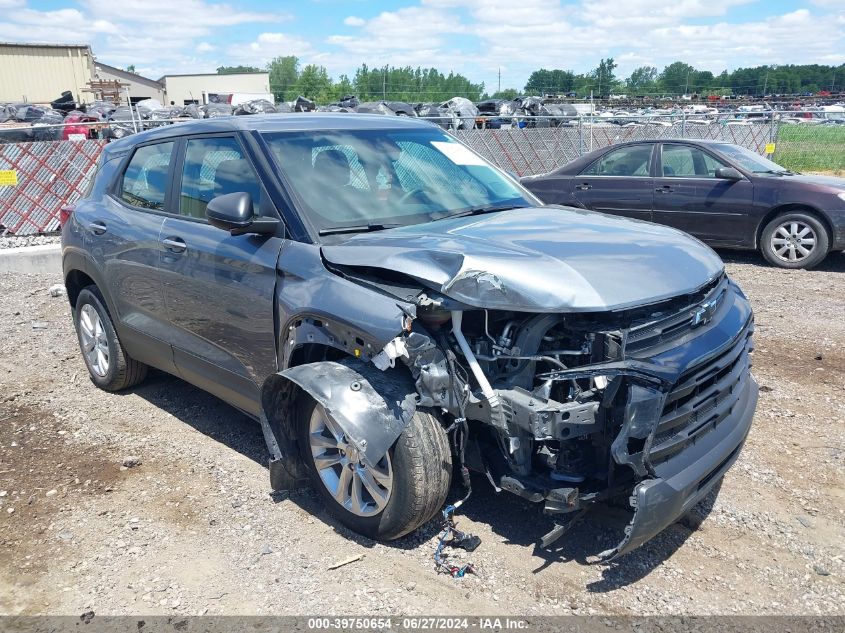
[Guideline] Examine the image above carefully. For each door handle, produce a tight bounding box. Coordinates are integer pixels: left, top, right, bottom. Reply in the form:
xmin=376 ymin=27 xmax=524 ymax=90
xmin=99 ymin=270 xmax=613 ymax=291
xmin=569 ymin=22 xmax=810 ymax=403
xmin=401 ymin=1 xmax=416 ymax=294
xmin=88 ymin=221 xmax=107 ymax=235
xmin=574 ymin=183 xmax=592 ymax=191
xmin=161 ymin=237 xmax=187 ymax=253
xmin=655 ymin=186 xmax=674 ymax=193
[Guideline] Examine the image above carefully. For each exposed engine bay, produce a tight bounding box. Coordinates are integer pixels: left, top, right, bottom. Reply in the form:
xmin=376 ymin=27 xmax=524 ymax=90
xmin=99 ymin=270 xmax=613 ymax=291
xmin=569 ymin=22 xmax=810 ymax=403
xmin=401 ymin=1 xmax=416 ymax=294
xmin=273 ymin=220 xmax=758 ymax=561
xmin=346 ymin=270 xmax=758 ymax=560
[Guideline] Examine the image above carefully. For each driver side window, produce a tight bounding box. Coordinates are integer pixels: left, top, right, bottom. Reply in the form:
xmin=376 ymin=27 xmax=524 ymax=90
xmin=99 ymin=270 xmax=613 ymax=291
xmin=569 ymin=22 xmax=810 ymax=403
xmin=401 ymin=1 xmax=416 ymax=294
xmin=662 ymin=144 xmax=729 ymax=178
xmin=179 ymin=137 xmax=264 ymax=220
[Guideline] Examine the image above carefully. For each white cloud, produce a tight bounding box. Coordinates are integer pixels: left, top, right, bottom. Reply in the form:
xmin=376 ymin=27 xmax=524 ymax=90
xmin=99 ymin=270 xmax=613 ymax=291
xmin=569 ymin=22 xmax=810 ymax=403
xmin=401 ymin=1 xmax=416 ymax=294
xmin=79 ymin=0 xmax=286 ymax=29
xmin=328 ymin=0 xmax=845 ymax=90
xmin=327 ymin=6 xmax=465 ymax=63
xmin=0 ymin=8 xmax=117 ymax=43
xmin=225 ymin=32 xmax=317 ymax=66
xmin=0 ymin=0 xmax=287 ymax=79
xmin=0 ymin=0 xmax=843 ymax=92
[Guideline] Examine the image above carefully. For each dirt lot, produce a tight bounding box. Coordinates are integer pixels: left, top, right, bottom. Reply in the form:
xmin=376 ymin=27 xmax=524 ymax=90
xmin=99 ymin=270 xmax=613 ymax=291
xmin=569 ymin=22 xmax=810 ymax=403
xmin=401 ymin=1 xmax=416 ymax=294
xmin=1 ymin=251 xmax=843 ymax=616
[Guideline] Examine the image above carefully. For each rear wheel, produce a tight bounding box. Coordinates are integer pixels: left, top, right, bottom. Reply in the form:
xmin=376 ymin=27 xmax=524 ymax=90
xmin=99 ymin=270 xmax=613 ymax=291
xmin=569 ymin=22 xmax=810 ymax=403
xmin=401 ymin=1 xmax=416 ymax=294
xmin=760 ymin=212 xmax=829 ymax=269
xmin=74 ymin=286 xmax=148 ymax=391
xmin=297 ymin=396 xmax=452 ymax=540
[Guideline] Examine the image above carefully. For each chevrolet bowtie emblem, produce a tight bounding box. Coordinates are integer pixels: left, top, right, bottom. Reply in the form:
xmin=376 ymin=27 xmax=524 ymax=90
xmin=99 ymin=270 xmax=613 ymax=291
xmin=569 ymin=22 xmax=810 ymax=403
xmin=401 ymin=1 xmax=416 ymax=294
xmin=691 ymin=300 xmax=717 ymax=328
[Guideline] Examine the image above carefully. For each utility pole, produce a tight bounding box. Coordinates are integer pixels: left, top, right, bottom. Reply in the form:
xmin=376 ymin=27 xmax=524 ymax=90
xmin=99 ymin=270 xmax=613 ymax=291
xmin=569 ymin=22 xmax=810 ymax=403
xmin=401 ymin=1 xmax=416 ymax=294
xmin=762 ymin=68 xmax=769 ymax=96
xmin=831 ymin=69 xmax=837 ymax=92
xmin=498 ymin=67 xmax=501 ymax=94
xmin=382 ymin=68 xmax=386 ymax=100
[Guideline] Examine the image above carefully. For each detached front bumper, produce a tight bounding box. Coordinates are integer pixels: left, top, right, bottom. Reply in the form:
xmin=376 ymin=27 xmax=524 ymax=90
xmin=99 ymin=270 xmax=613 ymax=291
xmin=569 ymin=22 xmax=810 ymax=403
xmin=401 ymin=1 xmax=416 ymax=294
xmin=605 ymin=371 xmax=757 ymax=559
xmin=602 ymin=279 xmax=758 ymax=559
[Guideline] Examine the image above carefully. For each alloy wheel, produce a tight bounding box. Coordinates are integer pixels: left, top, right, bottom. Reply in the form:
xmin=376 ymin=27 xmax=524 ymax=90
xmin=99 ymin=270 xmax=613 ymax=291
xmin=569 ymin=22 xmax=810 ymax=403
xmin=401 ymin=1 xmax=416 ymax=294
xmin=308 ymin=404 xmax=393 ymax=517
xmin=79 ymin=304 xmax=110 ymax=377
xmin=770 ymin=221 xmax=817 ymax=263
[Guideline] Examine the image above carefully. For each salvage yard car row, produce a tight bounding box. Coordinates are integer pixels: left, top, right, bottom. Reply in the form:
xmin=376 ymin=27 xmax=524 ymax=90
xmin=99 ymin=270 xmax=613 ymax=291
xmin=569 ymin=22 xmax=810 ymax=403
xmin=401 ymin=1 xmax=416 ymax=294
xmin=4 ymin=91 xmax=842 ymax=144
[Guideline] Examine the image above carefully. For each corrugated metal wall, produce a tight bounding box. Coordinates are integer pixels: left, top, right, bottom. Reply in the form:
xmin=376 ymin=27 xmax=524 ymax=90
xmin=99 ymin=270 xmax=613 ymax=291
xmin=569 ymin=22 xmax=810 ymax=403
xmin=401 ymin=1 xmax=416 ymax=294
xmin=0 ymin=45 xmax=94 ymax=104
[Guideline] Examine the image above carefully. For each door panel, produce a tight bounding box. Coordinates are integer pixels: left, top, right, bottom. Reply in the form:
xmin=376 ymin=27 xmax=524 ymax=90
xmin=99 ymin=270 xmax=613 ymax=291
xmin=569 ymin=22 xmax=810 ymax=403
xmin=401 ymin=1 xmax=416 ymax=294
xmin=573 ymin=177 xmax=654 ymax=221
xmin=86 ymin=142 xmax=176 ymax=373
xmin=653 ymin=144 xmax=756 ymax=245
xmin=159 ymin=219 xmax=283 ymax=414
xmin=573 ymin=144 xmax=655 ymax=221
xmin=159 ymin=135 xmax=282 ymax=415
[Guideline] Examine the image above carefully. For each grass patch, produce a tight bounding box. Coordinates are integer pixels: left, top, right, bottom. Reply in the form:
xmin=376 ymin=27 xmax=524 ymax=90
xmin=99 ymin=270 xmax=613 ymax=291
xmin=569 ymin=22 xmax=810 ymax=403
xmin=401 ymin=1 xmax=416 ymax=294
xmin=774 ymin=125 xmax=845 ymax=172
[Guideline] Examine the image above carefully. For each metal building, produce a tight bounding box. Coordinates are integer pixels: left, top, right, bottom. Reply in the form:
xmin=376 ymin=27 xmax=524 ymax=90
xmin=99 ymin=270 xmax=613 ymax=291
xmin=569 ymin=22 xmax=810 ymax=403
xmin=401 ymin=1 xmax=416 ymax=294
xmin=94 ymin=62 xmax=165 ymax=103
xmin=0 ymin=42 xmax=95 ymax=103
xmin=159 ymin=72 xmax=272 ymax=106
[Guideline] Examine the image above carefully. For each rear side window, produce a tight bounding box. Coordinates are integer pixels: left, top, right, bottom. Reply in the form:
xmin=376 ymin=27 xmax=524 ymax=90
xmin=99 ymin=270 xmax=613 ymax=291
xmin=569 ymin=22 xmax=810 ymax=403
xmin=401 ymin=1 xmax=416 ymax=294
xmin=582 ymin=145 xmax=653 ymax=177
xmin=179 ymin=137 xmax=263 ymax=219
xmin=120 ymin=142 xmax=174 ymax=210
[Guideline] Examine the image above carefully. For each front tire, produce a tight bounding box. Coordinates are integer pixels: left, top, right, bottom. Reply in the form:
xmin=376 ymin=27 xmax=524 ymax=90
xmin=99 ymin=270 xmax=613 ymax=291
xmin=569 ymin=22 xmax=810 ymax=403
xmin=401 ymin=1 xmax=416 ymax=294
xmin=297 ymin=396 xmax=452 ymax=540
xmin=74 ymin=286 xmax=148 ymax=391
xmin=760 ymin=212 xmax=829 ymax=269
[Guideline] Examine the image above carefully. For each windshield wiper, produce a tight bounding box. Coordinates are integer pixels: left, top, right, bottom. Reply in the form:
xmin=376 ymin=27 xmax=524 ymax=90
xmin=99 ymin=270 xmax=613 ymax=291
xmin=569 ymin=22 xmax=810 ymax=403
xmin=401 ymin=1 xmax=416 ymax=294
xmin=318 ymin=223 xmax=401 ymax=236
xmin=436 ymin=203 xmax=526 ymax=221
xmin=758 ymin=169 xmax=796 ymax=176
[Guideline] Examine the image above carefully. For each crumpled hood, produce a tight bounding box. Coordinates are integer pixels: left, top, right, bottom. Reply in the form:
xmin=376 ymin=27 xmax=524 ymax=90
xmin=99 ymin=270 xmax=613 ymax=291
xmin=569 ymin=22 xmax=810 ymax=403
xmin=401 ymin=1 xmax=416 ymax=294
xmin=321 ymin=206 xmax=724 ymax=312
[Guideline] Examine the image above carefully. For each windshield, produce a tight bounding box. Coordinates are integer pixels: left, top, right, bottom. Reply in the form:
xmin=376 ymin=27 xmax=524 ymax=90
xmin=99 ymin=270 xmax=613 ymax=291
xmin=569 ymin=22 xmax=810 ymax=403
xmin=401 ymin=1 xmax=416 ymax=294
xmin=262 ymin=128 xmax=534 ymax=235
xmin=712 ymin=143 xmax=792 ymax=174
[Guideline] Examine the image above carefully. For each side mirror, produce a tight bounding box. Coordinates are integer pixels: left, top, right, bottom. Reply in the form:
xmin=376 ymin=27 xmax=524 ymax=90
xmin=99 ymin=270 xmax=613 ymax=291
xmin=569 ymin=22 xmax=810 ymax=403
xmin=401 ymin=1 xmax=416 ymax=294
xmin=715 ymin=167 xmax=743 ymax=181
xmin=206 ymin=192 xmax=279 ymax=235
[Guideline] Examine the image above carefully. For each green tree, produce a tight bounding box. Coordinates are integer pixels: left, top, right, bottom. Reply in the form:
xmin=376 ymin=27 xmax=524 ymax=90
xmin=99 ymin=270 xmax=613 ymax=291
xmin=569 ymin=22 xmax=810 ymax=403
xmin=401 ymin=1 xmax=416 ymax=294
xmin=626 ymin=66 xmax=658 ymax=94
xmin=660 ymin=61 xmax=697 ymax=95
xmin=126 ymin=65 xmax=136 ymax=73
xmin=267 ymin=56 xmax=299 ymax=102
xmin=593 ymin=58 xmax=618 ymax=97
xmin=216 ymin=65 xmax=261 ymax=74
xmin=331 ymin=74 xmax=354 ymax=102
xmin=489 ymin=88 xmax=519 ymax=100
xmin=524 ymin=69 xmax=575 ymax=95
xmin=295 ymin=64 xmax=333 ymax=102
xmin=352 ymin=65 xmax=483 ymax=102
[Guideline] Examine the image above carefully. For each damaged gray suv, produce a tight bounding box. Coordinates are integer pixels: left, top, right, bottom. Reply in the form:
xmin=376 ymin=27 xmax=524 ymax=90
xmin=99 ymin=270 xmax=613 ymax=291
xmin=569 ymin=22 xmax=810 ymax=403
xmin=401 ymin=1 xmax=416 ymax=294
xmin=62 ymin=114 xmax=758 ymax=559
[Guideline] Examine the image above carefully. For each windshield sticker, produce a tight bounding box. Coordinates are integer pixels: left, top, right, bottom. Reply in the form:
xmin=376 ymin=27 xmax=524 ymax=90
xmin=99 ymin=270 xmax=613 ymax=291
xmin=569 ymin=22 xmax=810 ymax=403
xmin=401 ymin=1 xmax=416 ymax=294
xmin=431 ymin=141 xmax=487 ymax=166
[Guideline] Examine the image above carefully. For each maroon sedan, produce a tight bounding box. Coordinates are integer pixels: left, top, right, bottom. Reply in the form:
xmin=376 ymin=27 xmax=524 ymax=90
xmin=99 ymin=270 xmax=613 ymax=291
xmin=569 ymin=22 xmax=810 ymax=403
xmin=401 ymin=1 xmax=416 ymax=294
xmin=522 ymin=139 xmax=845 ymax=269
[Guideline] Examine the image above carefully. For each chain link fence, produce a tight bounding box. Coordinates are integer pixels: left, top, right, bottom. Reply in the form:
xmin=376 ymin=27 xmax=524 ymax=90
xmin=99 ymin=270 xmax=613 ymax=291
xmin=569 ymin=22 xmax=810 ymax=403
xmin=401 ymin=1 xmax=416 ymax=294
xmin=452 ymin=118 xmax=779 ymax=177
xmin=0 ymin=113 xmax=842 ymax=236
xmin=0 ymin=139 xmax=104 ymax=235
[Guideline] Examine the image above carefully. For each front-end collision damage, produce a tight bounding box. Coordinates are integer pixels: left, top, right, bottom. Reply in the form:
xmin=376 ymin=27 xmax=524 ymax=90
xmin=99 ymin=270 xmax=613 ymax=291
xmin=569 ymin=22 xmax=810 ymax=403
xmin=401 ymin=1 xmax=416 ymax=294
xmin=271 ymin=229 xmax=757 ymax=562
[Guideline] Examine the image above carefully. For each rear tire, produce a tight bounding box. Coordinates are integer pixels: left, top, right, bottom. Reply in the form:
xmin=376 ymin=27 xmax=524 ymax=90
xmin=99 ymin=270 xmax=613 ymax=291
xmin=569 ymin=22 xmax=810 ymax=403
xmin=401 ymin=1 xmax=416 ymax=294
xmin=760 ymin=212 xmax=829 ymax=269
xmin=296 ymin=395 xmax=452 ymax=540
xmin=74 ymin=286 xmax=148 ymax=391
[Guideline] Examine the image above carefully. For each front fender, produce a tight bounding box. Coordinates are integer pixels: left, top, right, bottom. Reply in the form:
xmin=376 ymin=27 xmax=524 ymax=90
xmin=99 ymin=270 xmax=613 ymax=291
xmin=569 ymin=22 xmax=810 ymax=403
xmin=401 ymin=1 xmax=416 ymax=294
xmin=276 ymin=359 xmax=418 ymax=466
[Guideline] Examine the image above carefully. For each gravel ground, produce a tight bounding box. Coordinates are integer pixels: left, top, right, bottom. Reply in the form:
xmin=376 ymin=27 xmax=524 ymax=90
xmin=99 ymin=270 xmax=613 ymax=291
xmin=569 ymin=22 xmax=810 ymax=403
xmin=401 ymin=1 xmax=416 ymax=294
xmin=0 ymin=250 xmax=843 ymax=616
xmin=0 ymin=233 xmax=61 ymax=249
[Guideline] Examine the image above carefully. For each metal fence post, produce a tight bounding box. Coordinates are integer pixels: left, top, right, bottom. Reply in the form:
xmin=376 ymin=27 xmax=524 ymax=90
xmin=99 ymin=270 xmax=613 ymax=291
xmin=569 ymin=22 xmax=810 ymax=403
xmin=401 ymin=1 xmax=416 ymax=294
xmin=578 ymin=116 xmax=583 ymax=156
xmin=681 ymin=111 xmax=687 ymax=138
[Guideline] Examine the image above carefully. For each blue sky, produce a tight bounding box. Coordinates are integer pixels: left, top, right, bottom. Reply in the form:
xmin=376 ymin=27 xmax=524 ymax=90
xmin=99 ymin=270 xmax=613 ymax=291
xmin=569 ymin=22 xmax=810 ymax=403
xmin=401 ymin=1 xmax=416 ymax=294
xmin=1 ymin=0 xmax=843 ymax=91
